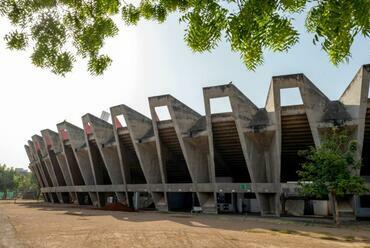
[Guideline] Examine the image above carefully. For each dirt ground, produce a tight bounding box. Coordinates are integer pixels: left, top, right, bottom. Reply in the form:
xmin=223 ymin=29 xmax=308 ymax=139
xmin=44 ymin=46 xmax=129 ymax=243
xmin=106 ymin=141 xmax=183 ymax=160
xmin=1 ymin=201 xmax=370 ymax=248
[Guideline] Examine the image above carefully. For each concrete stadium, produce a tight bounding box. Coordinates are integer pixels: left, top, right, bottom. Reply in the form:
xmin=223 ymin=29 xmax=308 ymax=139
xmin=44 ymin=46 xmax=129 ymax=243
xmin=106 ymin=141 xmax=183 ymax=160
xmin=25 ymin=64 xmax=370 ymax=219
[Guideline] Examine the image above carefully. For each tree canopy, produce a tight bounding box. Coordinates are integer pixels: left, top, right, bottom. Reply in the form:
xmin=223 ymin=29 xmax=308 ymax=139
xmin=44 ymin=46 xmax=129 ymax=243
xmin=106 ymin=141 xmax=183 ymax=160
xmin=0 ymin=164 xmax=39 ymax=198
xmin=298 ymin=129 xmax=368 ymax=224
xmin=0 ymin=164 xmax=16 ymax=193
xmin=1 ymin=0 xmax=369 ymax=76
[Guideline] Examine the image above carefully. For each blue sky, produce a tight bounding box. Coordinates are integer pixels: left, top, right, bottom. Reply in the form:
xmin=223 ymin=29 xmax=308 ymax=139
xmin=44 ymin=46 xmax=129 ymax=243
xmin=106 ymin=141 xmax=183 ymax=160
xmin=0 ymin=11 xmax=369 ymax=169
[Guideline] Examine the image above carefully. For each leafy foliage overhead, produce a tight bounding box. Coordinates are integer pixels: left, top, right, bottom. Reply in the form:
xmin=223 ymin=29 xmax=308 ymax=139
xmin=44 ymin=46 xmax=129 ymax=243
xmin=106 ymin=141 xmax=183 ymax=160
xmin=1 ymin=0 xmax=369 ymax=75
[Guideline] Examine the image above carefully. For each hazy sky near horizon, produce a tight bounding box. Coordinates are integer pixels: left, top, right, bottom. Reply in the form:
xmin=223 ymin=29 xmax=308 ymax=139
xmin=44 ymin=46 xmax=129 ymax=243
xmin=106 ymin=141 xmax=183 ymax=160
xmin=0 ymin=11 xmax=369 ymax=169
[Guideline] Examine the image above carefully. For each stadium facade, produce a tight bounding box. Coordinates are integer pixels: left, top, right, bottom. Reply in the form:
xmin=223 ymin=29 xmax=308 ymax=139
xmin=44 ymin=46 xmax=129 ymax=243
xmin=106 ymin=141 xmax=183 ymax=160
xmin=25 ymin=64 xmax=370 ymax=218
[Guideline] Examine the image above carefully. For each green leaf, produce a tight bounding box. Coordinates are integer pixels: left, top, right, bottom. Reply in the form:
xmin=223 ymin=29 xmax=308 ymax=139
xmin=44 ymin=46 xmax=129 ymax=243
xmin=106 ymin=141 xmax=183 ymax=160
xmin=1 ymin=0 xmax=369 ymax=75
xmin=88 ymin=54 xmax=112 ymax=75
xmin=4 ymin=31 xmax=28 ymax=50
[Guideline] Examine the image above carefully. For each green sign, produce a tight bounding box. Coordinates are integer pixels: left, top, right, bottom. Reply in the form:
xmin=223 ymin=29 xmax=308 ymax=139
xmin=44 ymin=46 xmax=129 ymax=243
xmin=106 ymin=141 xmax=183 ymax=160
xmin=239 ymin=184 xmax=250 ymax=190
xmin=6 ymin=192 xmax=14 ymax=199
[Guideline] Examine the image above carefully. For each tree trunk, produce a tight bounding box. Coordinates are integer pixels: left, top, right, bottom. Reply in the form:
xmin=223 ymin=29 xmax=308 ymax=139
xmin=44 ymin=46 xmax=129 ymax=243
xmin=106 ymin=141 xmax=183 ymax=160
xmin=330 ymin=191 xmax=340 ymax=225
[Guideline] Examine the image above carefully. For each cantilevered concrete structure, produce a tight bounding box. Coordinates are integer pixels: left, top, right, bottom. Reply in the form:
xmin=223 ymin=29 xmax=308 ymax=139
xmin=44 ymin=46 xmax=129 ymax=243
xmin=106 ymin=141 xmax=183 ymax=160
xmin=25 ymin=64 xmax=370 ymax=218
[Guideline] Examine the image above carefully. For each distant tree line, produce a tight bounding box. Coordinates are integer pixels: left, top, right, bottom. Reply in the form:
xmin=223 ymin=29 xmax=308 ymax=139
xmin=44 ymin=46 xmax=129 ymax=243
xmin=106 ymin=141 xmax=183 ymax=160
xmin=0 ymin=164 xmax=40 ymax=199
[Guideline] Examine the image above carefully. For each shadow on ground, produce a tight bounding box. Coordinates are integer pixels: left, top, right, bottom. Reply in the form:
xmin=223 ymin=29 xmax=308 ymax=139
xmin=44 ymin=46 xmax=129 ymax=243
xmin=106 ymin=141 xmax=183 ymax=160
xmin=11 ymin=201 xmax=370 ymax=245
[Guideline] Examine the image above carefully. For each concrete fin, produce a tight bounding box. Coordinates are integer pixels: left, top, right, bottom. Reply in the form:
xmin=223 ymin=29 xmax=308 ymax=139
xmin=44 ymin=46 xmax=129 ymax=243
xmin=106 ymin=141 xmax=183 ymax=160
xmin=28 ymin=139 xmax=55 ymax=202
xmin=111 ymin=104 xmax=162 ymax=184
xmin=41 ymin=129 xmax=76 ymax=203
xmin=111 ymin=104 xmax=165 ymax=209
xmin=83 ymin=113 xmax=126 ymax=204
xmin=24 ymin=145 xmax=33 ymax=163
xmin=150 ymin=94 xmax=217 ymax=211
xmin=57 ymin=121 xmax=99 ymax=206
xmin=34 ymin=133 xmax=64 ymax=203
xmin=42 ymin=129 xmax=74 ymax=186
xmin=339 ymin=64 xmax=370 ymax=154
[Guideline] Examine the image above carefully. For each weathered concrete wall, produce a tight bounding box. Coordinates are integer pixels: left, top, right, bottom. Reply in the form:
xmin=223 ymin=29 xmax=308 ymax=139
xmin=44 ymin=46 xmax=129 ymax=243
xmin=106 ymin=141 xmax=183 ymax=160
xmin=26 ymin=63 xmax=370 ymax=218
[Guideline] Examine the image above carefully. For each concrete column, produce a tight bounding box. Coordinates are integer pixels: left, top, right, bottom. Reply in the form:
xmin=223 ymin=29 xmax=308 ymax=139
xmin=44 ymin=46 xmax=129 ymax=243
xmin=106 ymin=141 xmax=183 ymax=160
xmin=204 ymin=84 xmax=281 ymax=215
xmin=110 ymin=104 xmax=167 ymax=211
xmin=27 ymin=144 xmax=56 ymax=203
xmin=149 ymin=95 xmax=217 ymax=213
xmin=339 ymin=65 xmax=370 ymax=158
xmin=42 ymin=129 xmax=77 ymax=203
xmin=56 ymin=121 xmax=99 ymax=207
xmin=82 ymin=113 xmax=126 ymax=205
xmin=265 ymin=74 xmax=333 ymax=215
xmin=32 ymin=135 xmax=64 ymax=203
xmin=27 ymin=140 xmax=54 ymax=203
xmin=28 ymin=164 xmax=49 ymax=201
xmin=338 ymin=65 xmax=370 ymax=217
xmin=28 ymin=164 xmax=41 ymax=188
xmin=25 ymin=146 xmax=43 ymax=188
xmin=56 ymin=126 xmax=84 ymax=204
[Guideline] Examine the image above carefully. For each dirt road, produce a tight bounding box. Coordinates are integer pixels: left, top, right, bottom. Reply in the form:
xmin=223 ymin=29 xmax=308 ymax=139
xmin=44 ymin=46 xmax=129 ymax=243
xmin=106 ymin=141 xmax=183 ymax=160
xmin=1 ymin=201 xmax=370 ymax=248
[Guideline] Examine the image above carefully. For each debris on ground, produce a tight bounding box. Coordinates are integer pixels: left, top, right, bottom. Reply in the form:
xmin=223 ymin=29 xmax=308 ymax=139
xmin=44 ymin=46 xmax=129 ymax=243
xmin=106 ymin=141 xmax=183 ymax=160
xmin=99 ymin=203 xmax=135 ymax=212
